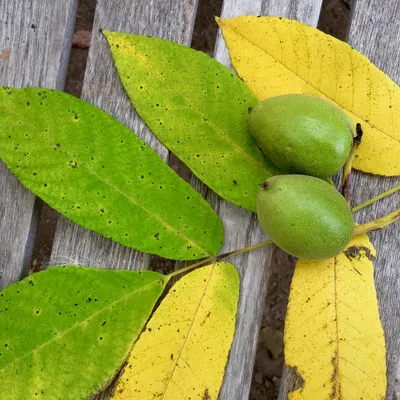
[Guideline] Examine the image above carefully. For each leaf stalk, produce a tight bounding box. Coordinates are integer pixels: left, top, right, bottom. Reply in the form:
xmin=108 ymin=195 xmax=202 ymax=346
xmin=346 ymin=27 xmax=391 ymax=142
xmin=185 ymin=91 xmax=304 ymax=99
xmin=353 ymin=208 xmax=400 ymax=236
xmin=352 ymin=184 xmax=400 ymax=213
xmin=169 ymin=202 xmax=400 ymax=279
xmin=168 ymin=239 xmax=274 ymax=278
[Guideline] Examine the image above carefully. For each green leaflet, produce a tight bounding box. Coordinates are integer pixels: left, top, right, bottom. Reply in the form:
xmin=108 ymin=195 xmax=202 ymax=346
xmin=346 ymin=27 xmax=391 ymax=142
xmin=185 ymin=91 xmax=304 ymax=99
xmin=0 ymin=87 xmax=224 ymax=260
xmin=0 ymin=266 xmax=167 ymax=400
xmin=103 ymin=31 xmax=281 ymax=211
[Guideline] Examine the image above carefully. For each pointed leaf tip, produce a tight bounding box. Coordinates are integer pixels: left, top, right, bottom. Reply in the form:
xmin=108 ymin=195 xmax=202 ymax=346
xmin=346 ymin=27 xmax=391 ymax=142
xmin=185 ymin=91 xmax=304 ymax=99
xmin=0 ymin=87 xmax=224 ymax=260
xmin=105 ymin=31 xmax=282 ymax=211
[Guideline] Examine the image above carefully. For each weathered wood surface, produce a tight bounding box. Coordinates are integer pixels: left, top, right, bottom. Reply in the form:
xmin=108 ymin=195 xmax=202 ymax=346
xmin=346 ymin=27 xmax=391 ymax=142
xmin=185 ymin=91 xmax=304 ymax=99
xmin=48 ymin=0 xmax=198 ymax=398
xmin=348 ymin=1 xmax=400 ymax=398
xmin=50 ymin=0 xmax=198 ymax=271
xmin=194 ymin=1 xmax=323 ymax=399
xmin=2 ymin=1 xmax=398 ymax=399
xmin=278 ymin=1 xmax=400 ymax=399
xmin=0 ymin=0 xmax=77 ymax=289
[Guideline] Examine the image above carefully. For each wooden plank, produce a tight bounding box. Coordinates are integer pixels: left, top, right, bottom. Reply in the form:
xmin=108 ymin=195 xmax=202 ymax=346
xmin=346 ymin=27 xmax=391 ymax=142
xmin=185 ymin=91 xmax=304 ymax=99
xmin=50 ymin=0 xmax=199 ymax=269
xmin=347 ymin=2 xmax=400 ymax=398
xmin=195 ymin=2 xmax=323 ymax=399
xmin=279 ymin=1 xmax=400 ymax=399
xmin=0 ymin=0 xmax=78 ymax=288
xmin=397 ymin=362 xmax=400 ymax=400
xmin=49 ymin=2 xmax=198 ymax=399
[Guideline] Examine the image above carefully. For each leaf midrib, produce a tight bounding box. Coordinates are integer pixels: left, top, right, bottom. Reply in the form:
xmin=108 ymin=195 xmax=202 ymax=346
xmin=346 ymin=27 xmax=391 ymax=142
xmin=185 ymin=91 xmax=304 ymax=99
xmin=116 ymin=38 xmax=272 ymax=176
xmin=332 ymin=255 xmax=381 ymax=395
xmin=161 ymin=264 xmax=216 ymax=399
xmin=0 ymin=98 xmax=209 ymax=257
xmin=222 ymin=20 xmax=400 ymax=145
xmin=0 ymin=275 xmax=166 ymax=373
xmin=332 ymin=257 xmax=341 ymax=398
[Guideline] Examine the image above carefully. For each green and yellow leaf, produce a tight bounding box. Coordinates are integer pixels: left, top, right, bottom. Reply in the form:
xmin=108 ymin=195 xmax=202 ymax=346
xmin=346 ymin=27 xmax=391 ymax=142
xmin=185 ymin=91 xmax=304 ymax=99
xmin=112 ymin=262 xmax=239 ymax=400
xmin=0 ymin=88 xmax=223 ymax=260
xmin=0 ymin=266 xmax=167 ymax=399
xmin=217 ymin=16 xmax=400 ymax=176
xmin=284 ymin=234 xmax=386 ymax=399
xmin=104 ymin=31 xmax=282 ymax=211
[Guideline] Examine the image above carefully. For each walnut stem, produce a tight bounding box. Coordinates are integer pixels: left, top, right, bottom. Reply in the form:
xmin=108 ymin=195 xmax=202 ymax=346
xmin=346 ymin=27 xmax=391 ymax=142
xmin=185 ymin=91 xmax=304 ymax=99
xmin=342 ymin=123 xmax=363 ymax=203
xmin=168 ymin=239 xmax=274 ymax=278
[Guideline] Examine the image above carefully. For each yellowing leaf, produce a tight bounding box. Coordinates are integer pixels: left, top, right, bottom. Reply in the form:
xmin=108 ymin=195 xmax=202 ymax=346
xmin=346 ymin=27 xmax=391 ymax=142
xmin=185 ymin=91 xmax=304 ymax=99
xmin=217 ymin=16 xmax=400 ymax=176
xmin=112 ymin=262 xmax=239 ymax=400
xmin=284 ymin=234 xmax=386 ymax=399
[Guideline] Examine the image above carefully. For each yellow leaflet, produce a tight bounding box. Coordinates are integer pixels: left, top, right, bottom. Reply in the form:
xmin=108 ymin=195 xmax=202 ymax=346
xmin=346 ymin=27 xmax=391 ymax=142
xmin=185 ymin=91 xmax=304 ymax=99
xmin=284 ymin=234 xmax=386 ymax=399
xmin=112 ymin=262 xmax=239 ymax=400
xmin=217 ymin=16 xmax=400 ymax=176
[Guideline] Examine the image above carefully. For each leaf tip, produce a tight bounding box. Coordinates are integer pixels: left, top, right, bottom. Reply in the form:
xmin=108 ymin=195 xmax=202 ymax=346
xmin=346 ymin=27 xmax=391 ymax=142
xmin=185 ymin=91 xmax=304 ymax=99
xmin=215 ymin=16 xmax=225 ymax=29
xmin=101 ymin=29 xmax=114 ymax=41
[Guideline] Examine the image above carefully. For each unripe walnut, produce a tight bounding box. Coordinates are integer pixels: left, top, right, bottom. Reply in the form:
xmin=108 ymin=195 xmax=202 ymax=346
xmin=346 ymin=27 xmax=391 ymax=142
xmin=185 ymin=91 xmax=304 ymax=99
xmin=249 ymin=94 xmax=354 ymax=178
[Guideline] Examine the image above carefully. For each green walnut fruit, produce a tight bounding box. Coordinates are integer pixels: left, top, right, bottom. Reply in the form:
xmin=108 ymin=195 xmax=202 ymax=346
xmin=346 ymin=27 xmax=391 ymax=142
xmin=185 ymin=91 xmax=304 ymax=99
xmin=257 ymin=175 xmax=354 ymax=260
xmin=248 ymin=94 xmax=355 ymax=178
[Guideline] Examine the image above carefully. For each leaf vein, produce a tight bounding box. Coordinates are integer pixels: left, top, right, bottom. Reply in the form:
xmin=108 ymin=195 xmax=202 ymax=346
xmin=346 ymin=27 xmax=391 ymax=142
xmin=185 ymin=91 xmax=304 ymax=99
xmin=160 ymin=264 xmax=216 ymax=399
xmin=0 ymin=277 xmax=163 ymax=373
xmin=225 ymin=23 xmax=400 ymax=144
xmin=118 ymin=40 xmax=270 ymax=176
xmin=0 ymin=99 xmax=208 ymax=255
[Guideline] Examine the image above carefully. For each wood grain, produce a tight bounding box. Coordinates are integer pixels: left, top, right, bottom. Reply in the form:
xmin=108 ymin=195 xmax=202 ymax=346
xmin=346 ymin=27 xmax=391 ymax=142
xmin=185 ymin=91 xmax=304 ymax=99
xmin=48 ymin=1 xmax=198 ymax=398
xmin=50 ymin=0 xmax=198 ymax=270
xmin=195 ymin=1 xmax=323 ymax=399
xmin=278 ymin=1 xmax=400 ymax=399
xmin=0 ymin=0 xmax=77 ymax=288
xmin=347 ymin=1 xmax=400 ymax=398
